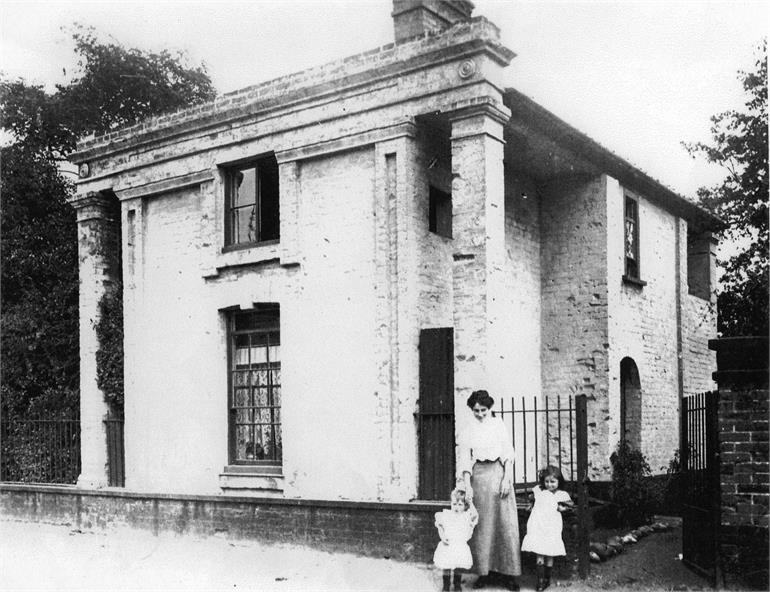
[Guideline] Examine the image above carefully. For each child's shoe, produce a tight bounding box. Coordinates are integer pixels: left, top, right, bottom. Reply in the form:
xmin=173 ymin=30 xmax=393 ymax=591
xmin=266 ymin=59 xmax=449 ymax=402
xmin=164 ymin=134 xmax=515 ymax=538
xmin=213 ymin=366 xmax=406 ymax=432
xmin=453 ymin=572 xmax=462 ymax=591
xmin=535 ymin=564 xmax=547 ymax=591
xmin=544 ymin=565 xmax=552 ymax=589
xmin=443 ymin=574 xmax=451 ymax=591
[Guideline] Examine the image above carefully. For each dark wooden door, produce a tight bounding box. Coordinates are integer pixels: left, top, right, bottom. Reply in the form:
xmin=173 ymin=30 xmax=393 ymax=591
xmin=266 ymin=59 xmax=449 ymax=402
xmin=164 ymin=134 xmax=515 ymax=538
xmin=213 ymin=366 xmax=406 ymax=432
xmin=681 ymin=390 xmax=720 ymax=585
xmin=417 ymin=328 xmax=455 ymax=500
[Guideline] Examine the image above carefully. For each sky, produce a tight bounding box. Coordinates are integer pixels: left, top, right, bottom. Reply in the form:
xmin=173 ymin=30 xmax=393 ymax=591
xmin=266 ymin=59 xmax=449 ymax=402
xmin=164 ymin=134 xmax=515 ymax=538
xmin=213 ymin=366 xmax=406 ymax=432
xmin=0 ymin=0 xmax=767 ymax=199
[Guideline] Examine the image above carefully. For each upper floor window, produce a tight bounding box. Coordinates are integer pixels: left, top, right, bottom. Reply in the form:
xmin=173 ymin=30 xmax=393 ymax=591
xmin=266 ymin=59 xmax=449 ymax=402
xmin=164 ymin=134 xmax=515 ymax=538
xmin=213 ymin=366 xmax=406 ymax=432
xmin=687 ymin=228 xmax=714 ymax=300
xmin=429 ymin=185 xmax=452 ymax=238
xmin=624 ymin=194 xmax=641 ymax=281
xmin=225 ymin=154 xmax=279 ymax=247
xmin=228 ymin=305 xmax=282 ymax=466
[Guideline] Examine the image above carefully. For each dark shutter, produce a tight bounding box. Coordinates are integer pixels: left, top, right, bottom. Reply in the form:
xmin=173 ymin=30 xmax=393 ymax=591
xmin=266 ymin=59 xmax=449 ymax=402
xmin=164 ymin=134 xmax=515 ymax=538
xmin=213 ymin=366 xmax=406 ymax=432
xmin=417 ymin=327 xmax=455 ymax=500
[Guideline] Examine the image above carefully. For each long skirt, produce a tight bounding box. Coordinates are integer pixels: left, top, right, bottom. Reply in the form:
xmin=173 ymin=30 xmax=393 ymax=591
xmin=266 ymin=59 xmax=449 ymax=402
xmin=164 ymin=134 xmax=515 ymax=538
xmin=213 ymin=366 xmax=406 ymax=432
xmin=470 ymin=460 xmax=522 ymax=576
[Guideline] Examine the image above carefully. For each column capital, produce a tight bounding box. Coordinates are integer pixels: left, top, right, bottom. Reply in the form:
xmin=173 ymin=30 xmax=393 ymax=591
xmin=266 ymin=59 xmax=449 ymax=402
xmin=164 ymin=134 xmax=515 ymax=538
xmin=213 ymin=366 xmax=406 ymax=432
xmin=448 ymin=98 xmax=510 ymax=143
xmin=448 ymin=97 xmax=510 ymax=124
xmin=70 ymin=190 xmax=118 ymax=223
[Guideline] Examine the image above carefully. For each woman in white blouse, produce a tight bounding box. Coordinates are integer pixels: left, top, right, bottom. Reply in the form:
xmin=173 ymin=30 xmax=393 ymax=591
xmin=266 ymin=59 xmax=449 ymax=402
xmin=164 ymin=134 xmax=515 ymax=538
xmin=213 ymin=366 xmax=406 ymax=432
xmin=458 ymin=390 xmax=521 ymax=590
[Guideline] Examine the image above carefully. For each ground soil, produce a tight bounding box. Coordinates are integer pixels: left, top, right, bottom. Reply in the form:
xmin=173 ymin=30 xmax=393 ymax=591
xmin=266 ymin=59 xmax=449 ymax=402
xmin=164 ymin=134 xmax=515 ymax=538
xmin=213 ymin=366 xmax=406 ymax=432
xmin=556 ymin=521 xmax=710 ymax=592
xmin=0 ymin=518 xmax=712 ymax=591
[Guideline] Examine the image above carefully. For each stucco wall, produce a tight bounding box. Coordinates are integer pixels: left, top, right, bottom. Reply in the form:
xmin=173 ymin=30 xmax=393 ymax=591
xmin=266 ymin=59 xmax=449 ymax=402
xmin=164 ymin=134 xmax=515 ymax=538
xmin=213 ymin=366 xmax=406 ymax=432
xmin=121 ymin=146 xmax=426 ymax=501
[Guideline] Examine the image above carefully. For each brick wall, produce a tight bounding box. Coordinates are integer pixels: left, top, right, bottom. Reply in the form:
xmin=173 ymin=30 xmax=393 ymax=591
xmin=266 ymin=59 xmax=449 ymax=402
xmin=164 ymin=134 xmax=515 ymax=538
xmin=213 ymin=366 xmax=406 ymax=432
xmin=503 ymin=172 xmax=542 ymax=400
xmin=719 ymin=388 xmax=769 ymax=589
xmin=541 ymin=175 xmax=609 ymax=480
xmin=606 ymin=177 xmax=700 ymax=475
xmin=0 ymin=484 xmax=445 ymax=562
xmin=0 ymin=484 xmax=577 ymax=568
xmin=712 ymin=335 xmax=769 ymax=590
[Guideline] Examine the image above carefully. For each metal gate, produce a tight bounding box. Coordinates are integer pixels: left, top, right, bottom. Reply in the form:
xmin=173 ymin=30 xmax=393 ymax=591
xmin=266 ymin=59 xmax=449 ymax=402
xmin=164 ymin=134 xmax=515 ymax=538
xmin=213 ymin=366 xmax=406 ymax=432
xmin=681 ymin=390 xmax=720 ymax=584
xmin=104 ymin=418 xmax=125 ymax=487
xmin=416 ymin=328 xmax=455 ymax=500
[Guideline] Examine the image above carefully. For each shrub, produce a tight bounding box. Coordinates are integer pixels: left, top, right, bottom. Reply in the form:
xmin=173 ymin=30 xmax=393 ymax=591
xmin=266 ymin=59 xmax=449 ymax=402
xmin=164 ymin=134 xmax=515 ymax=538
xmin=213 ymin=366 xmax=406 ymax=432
xmin=609 ymin=440 xmax=662 ymax=527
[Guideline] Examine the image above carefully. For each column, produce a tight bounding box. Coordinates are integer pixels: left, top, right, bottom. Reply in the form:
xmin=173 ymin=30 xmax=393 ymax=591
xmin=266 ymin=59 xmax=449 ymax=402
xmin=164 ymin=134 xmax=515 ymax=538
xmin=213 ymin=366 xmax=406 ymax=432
xmin=450 ymin=102 xmax=510 ymax=420
xmin=71 ymin=191 xmax=120 ymax=488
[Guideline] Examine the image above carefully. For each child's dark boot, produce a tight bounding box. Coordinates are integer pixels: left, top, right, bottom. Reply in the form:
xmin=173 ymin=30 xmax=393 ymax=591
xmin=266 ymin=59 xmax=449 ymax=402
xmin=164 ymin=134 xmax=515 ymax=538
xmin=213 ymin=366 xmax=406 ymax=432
xmin=535 ymin=564 xmax=546 ymax=591
xmin=452 ymin=572 xmax=462 ymax=591
xmin=543 ymin=566 xmax=552 ymax=589
xmin=443 ymin=574 xmax=451 ymax=591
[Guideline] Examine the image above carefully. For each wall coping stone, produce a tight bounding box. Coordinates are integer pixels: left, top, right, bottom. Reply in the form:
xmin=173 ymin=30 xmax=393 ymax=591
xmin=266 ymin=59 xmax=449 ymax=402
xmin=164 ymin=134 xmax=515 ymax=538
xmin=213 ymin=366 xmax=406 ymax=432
xmin=710 ymin=337 xmax=769 ymax=388
xmin=0 ymin=482 xmax=447 ymax=512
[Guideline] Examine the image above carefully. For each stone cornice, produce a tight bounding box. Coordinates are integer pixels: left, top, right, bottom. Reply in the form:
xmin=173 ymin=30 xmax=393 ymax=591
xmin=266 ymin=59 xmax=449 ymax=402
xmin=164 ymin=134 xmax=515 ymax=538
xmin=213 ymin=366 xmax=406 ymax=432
xmin=114 ymin=170 xmax=215 ymax=202
xmin=70 ymin=19 xmax=512 ymax=165
xmin=275 ymin=121 xmax=417 ymax=164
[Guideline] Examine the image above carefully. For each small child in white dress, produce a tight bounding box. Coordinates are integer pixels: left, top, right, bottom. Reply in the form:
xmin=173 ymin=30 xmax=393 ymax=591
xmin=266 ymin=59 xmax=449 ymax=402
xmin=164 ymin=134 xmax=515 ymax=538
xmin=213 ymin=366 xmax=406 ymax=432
xmin=521 ymin=466 xmax=574 ymax=591
xmin=434 ymin=488 xmax=478 ymax=591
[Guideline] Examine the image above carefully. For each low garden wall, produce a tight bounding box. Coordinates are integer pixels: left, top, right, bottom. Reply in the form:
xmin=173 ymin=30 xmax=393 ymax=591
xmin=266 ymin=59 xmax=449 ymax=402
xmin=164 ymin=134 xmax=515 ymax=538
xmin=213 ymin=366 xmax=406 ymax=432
xmin=0 ymin=483 xmax=587 ymax=574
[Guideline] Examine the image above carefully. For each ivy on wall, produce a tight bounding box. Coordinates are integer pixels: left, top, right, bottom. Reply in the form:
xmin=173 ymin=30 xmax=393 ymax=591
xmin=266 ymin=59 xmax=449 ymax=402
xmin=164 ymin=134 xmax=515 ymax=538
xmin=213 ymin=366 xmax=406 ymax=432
xmin=95 ymin=278 xmax=124 ymax=415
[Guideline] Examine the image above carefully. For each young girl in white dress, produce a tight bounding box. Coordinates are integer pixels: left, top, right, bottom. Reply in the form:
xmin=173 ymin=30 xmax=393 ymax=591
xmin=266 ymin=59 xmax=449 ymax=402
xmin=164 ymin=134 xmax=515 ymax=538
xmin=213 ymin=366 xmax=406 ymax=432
xmin=434 ymin=488 xmax=478 ymax=591
xmin=521 ymin=466 xmax=574 ymax=591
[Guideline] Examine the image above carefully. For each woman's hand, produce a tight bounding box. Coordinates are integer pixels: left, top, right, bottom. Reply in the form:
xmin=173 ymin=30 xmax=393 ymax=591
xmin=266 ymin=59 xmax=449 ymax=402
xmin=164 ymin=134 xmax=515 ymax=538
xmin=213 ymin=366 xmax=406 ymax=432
xmin=499 ymin=478 xmax=512 ymax=498
xmin=465 ymin=483 xmax=474 ymax=502
xmin=500 ymin=459 xmax=513 ymax=498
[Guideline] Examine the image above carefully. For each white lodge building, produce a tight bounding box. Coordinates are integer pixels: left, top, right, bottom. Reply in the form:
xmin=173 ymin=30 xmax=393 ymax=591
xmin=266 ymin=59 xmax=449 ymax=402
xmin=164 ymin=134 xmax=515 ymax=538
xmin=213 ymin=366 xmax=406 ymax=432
xmin=69 ymin=1 xmax=717 ymax=502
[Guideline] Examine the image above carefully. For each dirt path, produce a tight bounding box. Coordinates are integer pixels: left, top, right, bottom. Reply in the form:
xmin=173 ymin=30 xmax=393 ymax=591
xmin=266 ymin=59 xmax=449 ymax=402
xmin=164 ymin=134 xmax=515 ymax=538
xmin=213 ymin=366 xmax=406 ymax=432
xmin=0 ymin=518 xmax=710 ymax=591
xmin=557 ymin=523 xmax=710 ymax=591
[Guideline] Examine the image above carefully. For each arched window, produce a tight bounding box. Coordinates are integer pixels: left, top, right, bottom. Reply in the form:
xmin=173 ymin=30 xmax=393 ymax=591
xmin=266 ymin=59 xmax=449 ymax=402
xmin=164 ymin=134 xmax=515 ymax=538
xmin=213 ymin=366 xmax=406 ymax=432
xmin=620 ymin=357 xmax=642 ymax=449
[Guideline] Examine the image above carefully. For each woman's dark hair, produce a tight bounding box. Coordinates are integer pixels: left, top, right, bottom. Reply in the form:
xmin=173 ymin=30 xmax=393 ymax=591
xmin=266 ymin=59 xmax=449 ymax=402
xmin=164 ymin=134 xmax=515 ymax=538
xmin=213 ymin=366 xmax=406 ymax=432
xmin=467 ymin=389 xmax=494 ymax=410
xmin=538 ymin=465 xmax=566 ymax=490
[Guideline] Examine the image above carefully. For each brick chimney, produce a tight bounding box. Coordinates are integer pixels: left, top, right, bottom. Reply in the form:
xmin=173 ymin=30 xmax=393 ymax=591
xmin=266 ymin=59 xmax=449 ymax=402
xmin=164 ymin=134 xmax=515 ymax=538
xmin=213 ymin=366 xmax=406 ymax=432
xmin=392 ymin=0 xmax=474 ymax=43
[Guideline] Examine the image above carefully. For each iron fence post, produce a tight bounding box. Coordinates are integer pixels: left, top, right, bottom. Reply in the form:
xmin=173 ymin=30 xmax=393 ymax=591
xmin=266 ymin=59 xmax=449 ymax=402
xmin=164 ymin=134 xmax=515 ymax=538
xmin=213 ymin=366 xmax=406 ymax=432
xmin=575 ymin=394 xmax=590 ymax=579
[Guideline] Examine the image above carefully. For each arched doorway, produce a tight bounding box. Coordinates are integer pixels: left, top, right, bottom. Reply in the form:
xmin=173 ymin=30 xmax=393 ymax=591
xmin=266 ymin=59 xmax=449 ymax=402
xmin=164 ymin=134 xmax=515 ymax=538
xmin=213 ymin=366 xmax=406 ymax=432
xmin=620 ymin=357 xmax=642 ymax=449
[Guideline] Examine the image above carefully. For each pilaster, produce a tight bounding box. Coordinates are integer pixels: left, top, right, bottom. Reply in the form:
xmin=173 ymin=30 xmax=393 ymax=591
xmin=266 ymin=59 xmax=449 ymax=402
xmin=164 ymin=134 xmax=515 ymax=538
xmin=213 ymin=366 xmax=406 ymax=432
xmin=449 ymin=102 xmax=509 ymax=430
xmin=70 ymin=191 xmax=121 ymax=488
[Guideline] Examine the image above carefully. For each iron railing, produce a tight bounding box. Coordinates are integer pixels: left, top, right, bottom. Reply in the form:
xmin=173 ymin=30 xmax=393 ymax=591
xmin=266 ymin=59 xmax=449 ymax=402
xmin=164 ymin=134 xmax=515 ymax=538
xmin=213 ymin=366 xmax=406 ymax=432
xmin=681 ymin=391 xmax=720 ymax=585
xmin=494 ymin=395 xmax=586 ymax=487
xmin=0 ymin=418 xmax=80 ymax=484
xmin=494 ymin=394 xmax=590 ymax=578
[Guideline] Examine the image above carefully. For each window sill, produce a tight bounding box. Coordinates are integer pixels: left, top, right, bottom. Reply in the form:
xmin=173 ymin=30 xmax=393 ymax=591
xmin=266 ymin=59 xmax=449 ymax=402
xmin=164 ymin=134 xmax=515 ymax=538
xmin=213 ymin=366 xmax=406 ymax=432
xmin=203 ymin=241 xmax=281 ymax=278
xmin=222 ymin=239 xmax=279 ymax=254
xmin=219 ymin=465 xmax=284 ymax=497
xmin=223 ymin=464 xmax=282 ymax=476
xmin=622 ymin=275 xmax=647 ymax=288
xmin=687 ymin=288 xmax=711 ymax=302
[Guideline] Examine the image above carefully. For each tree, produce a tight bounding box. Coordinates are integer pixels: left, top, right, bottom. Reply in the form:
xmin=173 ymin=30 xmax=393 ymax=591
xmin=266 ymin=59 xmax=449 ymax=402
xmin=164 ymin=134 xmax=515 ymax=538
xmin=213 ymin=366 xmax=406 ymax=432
xmin=685 ymin=40 xmax=768 ymax=337
xmin=1 ymin=26 xmax=217 ymax=420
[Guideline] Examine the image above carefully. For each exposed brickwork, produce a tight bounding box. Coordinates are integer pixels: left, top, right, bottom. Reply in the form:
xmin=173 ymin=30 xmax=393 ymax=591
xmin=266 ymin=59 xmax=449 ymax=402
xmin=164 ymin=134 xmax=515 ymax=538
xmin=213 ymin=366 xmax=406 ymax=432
xmin=708 ymin=337 xmax=769 ymax=590
xmin=1 ymin=485 xmax=579 ymax=566
xmin=718 ymin=389 xmax=769 ymax=590
xmin=605 ymin=179 xmax=716 ymax=476
xmin=541 ymin=175 xmax=609 ymax=480
xmin=681 ymin=220 xmax=718 ymax=397
xmin=72 ymin=17 xmax=511 ymax=162
xmin=0 ymin=485 xmax=445 ymax=562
